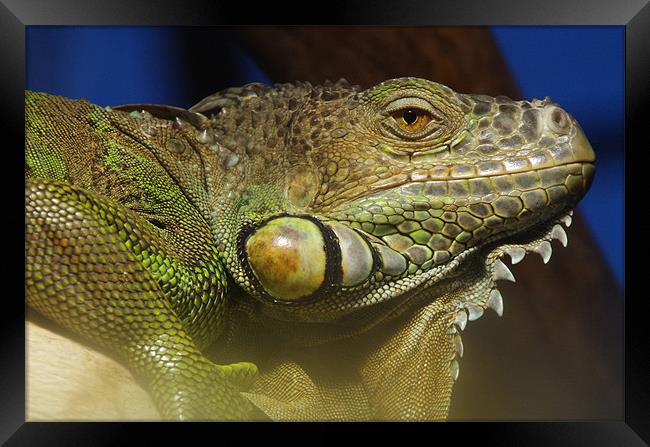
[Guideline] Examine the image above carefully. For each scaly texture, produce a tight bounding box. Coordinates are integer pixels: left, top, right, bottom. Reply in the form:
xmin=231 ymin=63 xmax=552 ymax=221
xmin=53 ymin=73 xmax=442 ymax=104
xmin=25 ymin=77 xmax=595 ymax=420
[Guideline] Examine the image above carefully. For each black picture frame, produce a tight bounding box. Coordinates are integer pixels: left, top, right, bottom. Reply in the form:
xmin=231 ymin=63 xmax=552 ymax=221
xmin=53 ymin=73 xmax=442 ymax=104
xmin=1 ymin=1 xmax=646 ymax=445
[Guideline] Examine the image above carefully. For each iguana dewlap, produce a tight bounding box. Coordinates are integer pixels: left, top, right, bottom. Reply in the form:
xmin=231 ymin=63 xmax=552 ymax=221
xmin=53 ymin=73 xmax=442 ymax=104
xmin=25 ymin=78 xmax=595 ymax=420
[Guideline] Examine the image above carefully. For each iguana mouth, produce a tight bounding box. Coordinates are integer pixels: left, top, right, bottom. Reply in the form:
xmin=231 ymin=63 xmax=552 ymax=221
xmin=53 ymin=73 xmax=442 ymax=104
xmin=448 ymin=205 xmax=576 ymax=322
xmin=342 ymin=199 xmax=579 ymax=334
xmin=234 ymin=156 xmax=594 ymax=324
xmin=291 ymin=160 xmax=596 ymax=311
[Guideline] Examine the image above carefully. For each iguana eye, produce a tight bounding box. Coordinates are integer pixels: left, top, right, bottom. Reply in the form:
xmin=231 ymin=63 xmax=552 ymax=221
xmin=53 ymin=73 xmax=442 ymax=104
xmin=391 ymin=108 xmax=433 ymax=133
xmin=381 ymin=97 xmax=444 ymax=140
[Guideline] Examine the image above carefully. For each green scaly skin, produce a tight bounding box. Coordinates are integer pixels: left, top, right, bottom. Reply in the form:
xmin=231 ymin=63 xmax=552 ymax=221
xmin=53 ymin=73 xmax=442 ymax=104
xmin=25 ymin=77 xmax=595 ymax=420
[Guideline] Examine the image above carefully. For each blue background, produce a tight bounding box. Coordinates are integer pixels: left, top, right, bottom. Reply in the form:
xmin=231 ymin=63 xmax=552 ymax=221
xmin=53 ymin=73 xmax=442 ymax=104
xmin=26 ymin=26 xmax=624 ymax=285
xmin=492 ymin=27 xmax=624 ymax=286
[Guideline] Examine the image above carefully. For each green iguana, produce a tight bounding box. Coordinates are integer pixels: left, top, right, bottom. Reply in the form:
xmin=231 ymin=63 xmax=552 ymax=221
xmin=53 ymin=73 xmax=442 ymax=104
xmin=25 ymin=77 xmax=595 ymax=421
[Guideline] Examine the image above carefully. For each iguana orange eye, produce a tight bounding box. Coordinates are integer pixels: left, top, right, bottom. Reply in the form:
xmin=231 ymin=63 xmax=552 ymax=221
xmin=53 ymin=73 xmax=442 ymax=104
xmin=391 ymin=108 xmax=433 ymax=133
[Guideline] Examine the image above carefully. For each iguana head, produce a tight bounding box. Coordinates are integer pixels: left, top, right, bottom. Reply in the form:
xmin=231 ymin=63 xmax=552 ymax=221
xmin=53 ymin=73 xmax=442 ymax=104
xmin=191 ymin=78 xmax=595 ymax=419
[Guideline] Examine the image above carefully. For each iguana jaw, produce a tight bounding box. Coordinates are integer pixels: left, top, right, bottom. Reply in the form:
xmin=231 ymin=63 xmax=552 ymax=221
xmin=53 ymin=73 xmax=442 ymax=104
xmin=234 ymin=206 xmax=578 ymax=420
xmin=230 ymin=154 xmax=592 ymax=329
xmin=444 ymin=205 xmax=577 ymax=324
xmin=229 ymin=145 xmax=590 ymax=419
xmin=240 ymin=158 xmax=592 ymax=321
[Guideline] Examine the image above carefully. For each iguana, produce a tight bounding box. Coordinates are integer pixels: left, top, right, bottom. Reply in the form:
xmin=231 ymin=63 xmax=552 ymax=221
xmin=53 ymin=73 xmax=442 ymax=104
xmin=25 ymin=77 xmax=595 ymax=421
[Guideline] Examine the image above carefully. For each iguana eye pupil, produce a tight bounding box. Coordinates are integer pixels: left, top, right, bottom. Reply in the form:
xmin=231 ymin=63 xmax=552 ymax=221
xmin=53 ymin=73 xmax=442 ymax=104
xmin=403 ymin=109 xmax=418 ymax=125
xmin=390 ymin=108 xmax=433 ymax=134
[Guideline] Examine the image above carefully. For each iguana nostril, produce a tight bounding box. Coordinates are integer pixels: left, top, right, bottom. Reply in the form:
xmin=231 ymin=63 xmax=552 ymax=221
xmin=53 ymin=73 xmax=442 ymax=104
xmin=546 ymin=106 xmax=571 ymax=134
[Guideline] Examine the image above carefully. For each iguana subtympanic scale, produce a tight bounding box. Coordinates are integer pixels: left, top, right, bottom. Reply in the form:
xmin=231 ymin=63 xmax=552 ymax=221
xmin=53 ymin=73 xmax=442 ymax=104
xmin=25 ymin=77 xmax=595 ymax=420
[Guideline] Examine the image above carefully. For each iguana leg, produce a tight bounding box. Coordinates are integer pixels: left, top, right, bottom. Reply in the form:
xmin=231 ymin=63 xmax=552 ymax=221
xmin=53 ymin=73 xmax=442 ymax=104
xmin=25 ymin=179 xmax=256 ymax=420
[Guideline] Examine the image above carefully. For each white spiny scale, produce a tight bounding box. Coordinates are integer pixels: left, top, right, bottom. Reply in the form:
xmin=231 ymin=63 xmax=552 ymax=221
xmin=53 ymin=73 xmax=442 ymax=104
xmin=486 ymin=289 xmax=504 ymax=317
xmin=494 ymin=259 xmax=516 ymax=282
xmin=532 ymin=240 xmax=553 ymax=264
xmin=453 ymin=333 xmax=464 ymax=357
xmin=173 ymin=117 xmax=185 ymax=129
xmin=450 ymin=359 xmax=460 ymax=381
xmin=560 ymin=214 xmax=572 ymax=227
xmin=224 ymin=153 xmax=240 ymax=168
xmin=197 ymin=128 xmax=208 ymax=142
xmin=454 ymin=309 xmax=468 ymax=331
xmin=568 ymin=209 xmax=574 ymax=216
xmin=504 ymin=247 xmax=526 ymax=264
xmin=551 ymin=224 xmax=568 ymax=247
xmin=197 ymin=128 xmax=216 ymax=144
xmin=465 ymin=303 xmax=484 ymax=321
